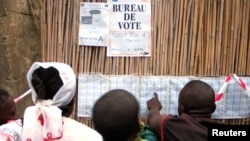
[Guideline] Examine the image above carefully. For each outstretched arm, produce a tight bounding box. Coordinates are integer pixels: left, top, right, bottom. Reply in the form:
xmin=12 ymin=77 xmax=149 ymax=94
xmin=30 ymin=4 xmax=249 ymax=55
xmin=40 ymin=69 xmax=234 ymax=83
xmin=146 ymin=93 xmax=162 ymax=136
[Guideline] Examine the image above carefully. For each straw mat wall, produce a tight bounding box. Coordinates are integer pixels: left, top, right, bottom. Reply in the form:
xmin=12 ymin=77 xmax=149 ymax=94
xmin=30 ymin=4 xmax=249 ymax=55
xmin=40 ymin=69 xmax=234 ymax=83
xmin=31 ymin=0 xmax=250 ymax=127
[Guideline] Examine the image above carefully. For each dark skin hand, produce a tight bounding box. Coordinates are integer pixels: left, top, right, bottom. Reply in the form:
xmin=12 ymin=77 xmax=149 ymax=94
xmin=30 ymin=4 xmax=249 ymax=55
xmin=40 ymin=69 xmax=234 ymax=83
xmin=146 ymin=93 xmax=163 ymax=136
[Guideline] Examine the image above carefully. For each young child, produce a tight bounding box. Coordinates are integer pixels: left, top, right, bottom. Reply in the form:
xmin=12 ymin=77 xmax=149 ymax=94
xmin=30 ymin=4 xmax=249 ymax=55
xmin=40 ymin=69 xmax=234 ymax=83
xmin=0 ymin=89 xmax=18 ymax=125
xmin=92 ymin=89 xmax=141 ymax=141
xmin=147 ymin=80 xmax=224 ymax=141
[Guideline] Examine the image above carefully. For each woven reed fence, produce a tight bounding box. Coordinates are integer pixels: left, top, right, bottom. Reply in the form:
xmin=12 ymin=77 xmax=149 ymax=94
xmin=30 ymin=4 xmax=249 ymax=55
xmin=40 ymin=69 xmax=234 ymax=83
xmin=30 ymin=0 xmax=250 ymax=127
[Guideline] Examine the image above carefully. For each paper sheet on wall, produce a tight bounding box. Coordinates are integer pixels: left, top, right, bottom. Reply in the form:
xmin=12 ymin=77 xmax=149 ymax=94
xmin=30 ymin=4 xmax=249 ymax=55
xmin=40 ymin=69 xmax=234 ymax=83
xmin=107 ymin=0 xmax=152 ymax=56
xmin=79 ymin=2 xmax=110 ymax=46
xmin=77 ymin=75 xmax=109 ymax=116
xmin=108 ymin=75 xmax=139 ymax=96
xmin=77 ymin=75 xmax=250 ymax=119
xmin=139 ymin=76 xmax=169 ymax=116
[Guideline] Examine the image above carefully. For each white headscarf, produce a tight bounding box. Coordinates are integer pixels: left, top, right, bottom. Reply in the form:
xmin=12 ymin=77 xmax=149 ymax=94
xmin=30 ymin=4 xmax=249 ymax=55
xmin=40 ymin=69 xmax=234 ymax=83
xmin=22 ymin=62 xmax=76 ymax=141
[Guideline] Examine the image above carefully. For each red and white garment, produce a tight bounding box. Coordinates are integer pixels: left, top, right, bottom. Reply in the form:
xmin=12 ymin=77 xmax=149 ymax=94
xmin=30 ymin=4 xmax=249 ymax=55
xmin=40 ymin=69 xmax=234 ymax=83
xmin=22 ymin=62 xmax=76 ymax=141
xmin=0 ymin=119 xmax=22 ymax=141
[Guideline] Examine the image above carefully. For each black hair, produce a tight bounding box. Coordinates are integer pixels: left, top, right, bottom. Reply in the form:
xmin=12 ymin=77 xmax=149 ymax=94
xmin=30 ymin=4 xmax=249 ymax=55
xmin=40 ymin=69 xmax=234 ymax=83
xmin=31 ymin=66 xmax=74 ymax=117
xmin=92 ymin=89 xmax=140 ymax=141
xmin=0 ymin=89 xmax=16 ymax=125
xmin=178 ymin=80 xmax=216 ymax=115
xmin=31 ymin=67 xmax=63 ymax=100
xmin=0 ymin=89 xmax=9 ymax=110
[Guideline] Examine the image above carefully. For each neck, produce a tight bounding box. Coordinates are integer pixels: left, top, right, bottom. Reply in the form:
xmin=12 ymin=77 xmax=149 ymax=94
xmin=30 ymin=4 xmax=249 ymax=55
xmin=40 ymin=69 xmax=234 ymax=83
xmin=185 ymin=110 xmax=212 ymax=118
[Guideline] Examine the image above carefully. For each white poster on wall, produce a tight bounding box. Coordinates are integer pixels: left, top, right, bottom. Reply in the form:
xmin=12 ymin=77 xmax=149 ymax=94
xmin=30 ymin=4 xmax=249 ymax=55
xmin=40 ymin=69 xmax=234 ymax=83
xmin=107 ymin=0 xmax=152 ymax=57
xmin=77 ymin=74 xmax=250 ymax=119
xmin=79 ymin=2 xmax=110 ymax=46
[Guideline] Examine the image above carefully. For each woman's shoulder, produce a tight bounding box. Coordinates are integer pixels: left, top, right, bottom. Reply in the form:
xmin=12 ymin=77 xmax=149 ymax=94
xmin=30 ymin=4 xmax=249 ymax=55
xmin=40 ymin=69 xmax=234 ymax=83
xmin=62 ymin=117 xmax=103 ymax=141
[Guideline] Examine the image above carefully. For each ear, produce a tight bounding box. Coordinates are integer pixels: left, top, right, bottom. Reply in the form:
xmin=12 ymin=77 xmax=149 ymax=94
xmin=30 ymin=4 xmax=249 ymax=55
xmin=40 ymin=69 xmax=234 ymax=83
xmin=211 ymin=103 xmax=216 ymax=113
xmin=178 ymin=104 xmax=186 ymax=115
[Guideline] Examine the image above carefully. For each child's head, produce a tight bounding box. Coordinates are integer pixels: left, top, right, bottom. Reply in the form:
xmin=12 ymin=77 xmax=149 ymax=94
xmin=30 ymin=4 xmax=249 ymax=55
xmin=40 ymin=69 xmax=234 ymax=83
xmin=92 ymin=89 xmax=140 ymax=141
xmin=0 ymin=89 xmax=17 ymax=125
xmin=178 ymin=80 xmax=216 ymax=116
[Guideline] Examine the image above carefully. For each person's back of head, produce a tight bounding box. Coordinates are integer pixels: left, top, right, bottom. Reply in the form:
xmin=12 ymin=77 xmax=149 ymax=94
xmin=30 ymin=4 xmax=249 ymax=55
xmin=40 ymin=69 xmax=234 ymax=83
xmin=27 ymin=62 xmax=76 ymax=116
xmin=30 ymin=66 xmax=74 ymax=116
xmin=31 ymin=66 xmax=63 ymax=100
xmin=0 ymin=89 xmax=17 ymax=125
xmin=22 ymin=62 xmax=76 ymax=141
xmin=92 ymin=89 xmax=140 ymax=141
xmin=178 ymin=80 xmax=216 ymax=117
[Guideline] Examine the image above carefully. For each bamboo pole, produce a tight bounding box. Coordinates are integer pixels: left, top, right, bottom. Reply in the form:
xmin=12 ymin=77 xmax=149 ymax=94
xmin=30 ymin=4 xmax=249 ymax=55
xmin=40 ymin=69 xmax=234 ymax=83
xmin=246 ymin=1 xmax=250 ymax=75
xmin=46 ymin=0 xmax=52 ymax=61
xmin=72 ymin=0 xmax=80 ymax=71
xmin=171 ymin=0 xmax=178 ymax=75
xmin=205 ymin=0 xmax=212 ymax=75
xmin=196 ymin=0 xmax=205 ymax=75
xmin=215 ymin=0 xmax=224 ymax=75
xmin=221 ymin=0 xmax=230 ymax=74
xmin=234 ymin=0 xmax=240 ymax=74
xmin=158 ymin=0 xmax=164 ymax=75
xmin=169 ymin=0 xmax=174 ymax=75
xmin=68 ymin=0 xmax=75 ymax=64
xmin=176 ymin=0 xmax=183 ymax=75
xmin=41 ymin=0 xmax=46 ymax=61
xmin=210 ymin=0 xmax=217 ymax=75
xmin=185 ymin=0 xmax=193 ymax=75
xmin=190 ymin=0 xmax=199 ymax=75
xmin=181 ymin=0 xmax=187 ymax=75
xmin=228 ymin=0 xmax=236 ymax=74
xmin=162 ymin=0 xmax=170 ymax=75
